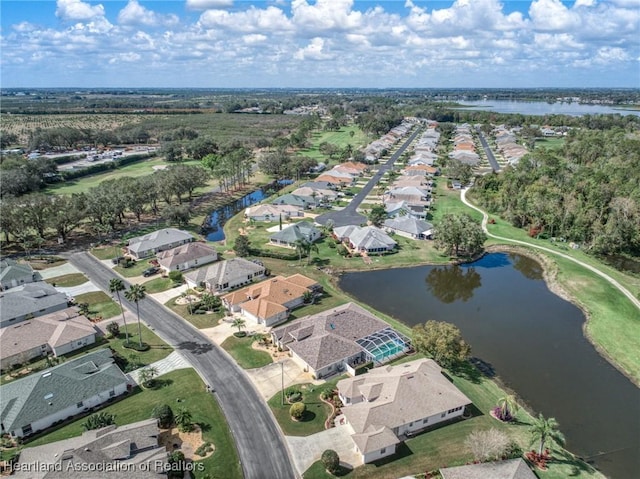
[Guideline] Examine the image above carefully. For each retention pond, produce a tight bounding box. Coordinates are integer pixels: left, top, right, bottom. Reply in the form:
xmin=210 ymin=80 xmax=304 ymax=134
xmin=339 ymin=252 xmax=639 ymax=479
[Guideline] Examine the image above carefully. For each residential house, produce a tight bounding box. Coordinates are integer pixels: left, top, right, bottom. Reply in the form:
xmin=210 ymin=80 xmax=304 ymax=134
xmin=272 ymin=302 xmax=411 ymax=379
xmin=270 ymin=221 xmax=322 ymax=248
xmin=0 ymin=282 xmax=69 ymax=328
xmin=13 ymin=419 xmax=167 ymax=479
xmin=183 ymin=258 xmax=266 ymax=293
xmin=126 ymin=228 xmax=194 ymax=260
xmin=383 ymin=216 xmax=434 ymax=240
xmin=0 ymin=349 xmax=130 ymax=438
xmin=222 ymin=274 xmax=320 ymax=327
xmin=314 ymin=175 xmax=348 ymax=187
xmin=385 ymin=186 xmax=431 ymax=206
xmin=291 ymin=186 xmax=338 ymax=204
xmin=448 ymin=150 xmax=480 ymax=166
xmin=0 ymin=308 xmax=97 ymax=370
xmin=333 ymin=225 xmax=397 ymax=254
xmin=0 ymin=259 xmax=41 ymax=291
xmin=301 ymin=181 xmax=338 ymax=191
xmin=439 ymin=458 xmax=538 ymax=479
xmin=336 ymin=358 xmax=472 ymax=463
xmin=272 ymin=194 xmax=318 ymax=209
xmin=156 ymin=242 xmax=218 ymax=273
xmin=403 ymin=165 xmax=439 ymax=177
xmin=245 ymin=204 xmax=304 ymax=222
xmin=384 ymin=200 xmax=413 ymax=219
xmin=317 ymin=169 xmax=355 ymax=186
xmin=332 ymin=162 xmax=368 ymax=176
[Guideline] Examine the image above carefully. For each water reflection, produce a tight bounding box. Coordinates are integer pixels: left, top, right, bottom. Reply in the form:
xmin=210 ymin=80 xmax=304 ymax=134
xmin=509 ymin=253 xmax=544 ymax=280
xmin=425 ymin=265 xmax=482 ymax=303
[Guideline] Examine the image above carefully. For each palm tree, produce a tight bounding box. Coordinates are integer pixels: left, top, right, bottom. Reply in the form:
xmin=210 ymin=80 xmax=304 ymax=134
xmin=232 ymin=317 xmax=246 ymax=335
xmin=138 ymin=366 xmax=158 ymax=388
xmin=294 ymin=238 xmax=310 ymax=263
xmin=530 ymin=414 xmax=565 ymax=456
xmin=109 ymin=278 xmax=130 ymax=344
xmin=175 ymin=407 xmax=194 ymax=432
xmin=497 ymin=394 xmax=519 ymax=421
xmin=306 ymin=242 xmax=319 ymax=265
xmin=124 ymin=284 xmax=146 ymax=348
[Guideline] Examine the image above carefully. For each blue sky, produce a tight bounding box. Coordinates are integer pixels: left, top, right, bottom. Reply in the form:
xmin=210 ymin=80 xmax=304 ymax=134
xmin=1 ymin=0 xmax=638 ymax=88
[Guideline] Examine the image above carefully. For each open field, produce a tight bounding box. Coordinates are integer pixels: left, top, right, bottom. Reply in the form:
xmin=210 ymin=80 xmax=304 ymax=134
xmin=22 ymin=369 xmax=242 ymax=479
xmin=534 ymin=137 xmax=565 ymax=150
xmin=299 ymin=125 xmax=370 ymax=163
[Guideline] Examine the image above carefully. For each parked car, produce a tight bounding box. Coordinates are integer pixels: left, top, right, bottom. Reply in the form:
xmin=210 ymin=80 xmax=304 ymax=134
xmin=142 ymin=267 xmax=160 ymax=277
xmin=112 ymin=256 xmax=125 ymax=264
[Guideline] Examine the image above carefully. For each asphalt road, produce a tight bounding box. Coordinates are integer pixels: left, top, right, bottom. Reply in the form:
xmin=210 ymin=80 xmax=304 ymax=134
xmin=475 ymin=128 xmax=501 ymax=172
xmin=69 ymin=252 xmax=298 ymax=479
xmin=315 ymin=128 xmax=421 ymax=227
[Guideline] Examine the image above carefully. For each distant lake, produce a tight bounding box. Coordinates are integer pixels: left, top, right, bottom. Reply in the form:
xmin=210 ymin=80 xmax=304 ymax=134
xmin=339 ymin=253 xmax=640 ymax=479
xmin=454 ymin=99 xmax=640 ymax=117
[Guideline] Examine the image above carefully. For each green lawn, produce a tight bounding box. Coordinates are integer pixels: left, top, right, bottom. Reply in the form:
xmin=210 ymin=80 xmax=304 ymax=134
xmin=268 ymin=380 xmax=338 ymax=436
xmin=113 ymin=258 xmax=158 ymax=277
xmin=299 ymin=125 xmax=370 ymax=163
xmin=91 ymin=245 xmax=124 ymax=260
xmin=220 ymin=334 xmax=273 ymax=369
xmin=22 ymin=369 xmax=242 ymax=479
xmin=534 ymin=137 xmax=565 ymax=150
xmin=74 ymin=291 xmax=121 ymax=320
xmin=165 ymin=296 xmax=224 ymax=330
xmin=44 ymin=273 xmax=88 ymax=287
xmin=109 ymin=323 xmax=173 ymax=365
xmin=142 ymin=276 xmax=177 ymax=293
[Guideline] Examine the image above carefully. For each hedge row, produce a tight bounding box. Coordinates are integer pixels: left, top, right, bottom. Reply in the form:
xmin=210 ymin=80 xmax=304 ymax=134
xmin=248 ymin=248 xmax=299 ymax=261
xmin=60 ymin=152 xmax=157 ymax=180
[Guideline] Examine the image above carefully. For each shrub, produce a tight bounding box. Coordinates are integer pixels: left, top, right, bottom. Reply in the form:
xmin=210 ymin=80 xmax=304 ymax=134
xmin=106 ymin=322 xmax=120 ymax=338
xmin=194 ymin=442 xmax=214 ymax=457
xmin=465 ymin=428 xmax=510 ymax=462
xmin=321 ymin=449 xmax=340 ymax=474
xmin=289 ymin=402 xmax=306 ymax=420
xmin=123 ymin=341 xmax=150 ymax=352
xmin=82 ymin=412 xmax=116 ymax=431
xmin=167 ymin=450 xmax=186 ymax=479
xmin=168 ymin=271 xmax=183 ymax=284
xmin=152 ymin=404 xmax=174 ymax=429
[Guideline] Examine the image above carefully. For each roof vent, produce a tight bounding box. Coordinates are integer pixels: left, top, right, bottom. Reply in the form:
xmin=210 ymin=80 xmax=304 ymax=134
xmin=42 ymin=372 xmax=52 ymax=378
xmin=44 ymin=393 xmax=54 ymax=400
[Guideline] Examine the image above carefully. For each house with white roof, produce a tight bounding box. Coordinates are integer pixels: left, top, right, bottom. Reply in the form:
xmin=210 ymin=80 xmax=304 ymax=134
xmin=336 ymin=358 xmax=472 ymax=463
xmin=126 ymin=228 xmax=194 ymax=260
xmin=183 ymin=257 xmax=266 ymax=293
xmin=440 ymin=458 xmax=538 ymax=479
xmin=245 ymin=204 xmax=304 ymax=222
xmin=333 ymin=225 xmax=397 ymax=255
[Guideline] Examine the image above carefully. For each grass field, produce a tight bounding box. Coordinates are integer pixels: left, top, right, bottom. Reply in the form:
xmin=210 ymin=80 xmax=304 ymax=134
xmin=534 ymin=137 xmax=565 ymax=150
xmin=220 ymin=334 xmax=273 ymax=369
xmin=22 ymin=368 xmax=242 ymax=479
xmin=299 ymin=125 xmax=370 ymax=163
xmin=44 ymin=273 xmax=87 ymax=287
xmin=165 ymin=296 xmax=225 ymax=329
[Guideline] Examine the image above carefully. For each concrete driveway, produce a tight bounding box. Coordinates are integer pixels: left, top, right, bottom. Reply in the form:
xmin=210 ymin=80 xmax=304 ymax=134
xmin=286 ymin=425 xmax=363 ymax=474
xmin=245 ymin=359 xmax=322 ymax=400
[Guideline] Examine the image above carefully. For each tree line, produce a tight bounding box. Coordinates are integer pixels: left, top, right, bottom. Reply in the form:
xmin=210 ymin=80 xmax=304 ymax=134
xmin=473 ymin=128 xmax=640 ymax=256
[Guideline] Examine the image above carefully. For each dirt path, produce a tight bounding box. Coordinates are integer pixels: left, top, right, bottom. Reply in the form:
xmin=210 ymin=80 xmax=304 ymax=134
xmin=460 ymin=188 xmax=640 ymax=312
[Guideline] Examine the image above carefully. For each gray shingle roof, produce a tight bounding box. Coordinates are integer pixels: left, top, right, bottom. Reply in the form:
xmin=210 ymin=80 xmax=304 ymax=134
xmin=0 ymin=282 xmax=69 ymax=323
xmin=383 ymin=216 xmax=433 ymax=236
xmin=127 ymin=228 xmax=194 ymax=255
xmin=440 ymin=458 xmax=538 ymax=479
xmin=0 ymin=259 xmax=39 ymax=288
xmin=14 ymin=419 xmax=166 ymax=479
xmin=0 ymin=349 xmax=128 ymax=434
xmin=334 ymin=225 xmax=397 ymax=251
xmin=270 ymin=221 xmax=320 ymax=244
xmin=183 ymin=258 xmax=265 ymax=288
xmin=271 ymin=194 xmax=316 ymax=208
xmin=156 ymin=242 xmax=217 ymax=269
xmin=272 ymin=303 xmax=391 ymax=370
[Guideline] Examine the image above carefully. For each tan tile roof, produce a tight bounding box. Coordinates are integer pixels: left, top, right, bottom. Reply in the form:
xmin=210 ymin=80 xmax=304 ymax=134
xmin=0 ymin=307 xmax=96 ymax=359
xmin=241 ymin=299 xmax=287 ymax=320
xmin=284 ymin=274 xmax=320 ymax=290
xmin=338 ymin=359 xmax=471 ymax=451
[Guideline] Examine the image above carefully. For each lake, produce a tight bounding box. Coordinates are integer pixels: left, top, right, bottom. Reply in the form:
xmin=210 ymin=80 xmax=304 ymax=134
xmin=339 ymin=253 xmax=640 ymax=479
xmin=454 ymin=99 xmax=640 ymax=117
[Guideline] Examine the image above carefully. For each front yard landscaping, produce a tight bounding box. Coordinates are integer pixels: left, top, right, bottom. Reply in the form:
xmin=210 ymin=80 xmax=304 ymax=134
xmin=74 ymin=291 xmax=121 ymax=320
xmin=268 ymin=381 xmax=339 ymax=436
xmin=21 ymin=368 xmax=242 ymax=479
xmin=220 ymin=334 xmax=273 ymax=369
xmin=142 ymin=276 xmax=177 ymax=293
xmin=165 ymin=295 xmax=225 ymax=329
xmin=44 ymin=273 xmax=88 ymax=287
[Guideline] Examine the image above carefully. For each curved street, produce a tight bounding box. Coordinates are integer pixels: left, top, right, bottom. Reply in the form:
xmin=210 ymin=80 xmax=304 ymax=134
xmin=315 ymin=127 xmax=421 ymax=227
xmin=460 ymin=189 xmax=640 ymax=311
xmin=68 ymin=252 xmax=298 ymax=479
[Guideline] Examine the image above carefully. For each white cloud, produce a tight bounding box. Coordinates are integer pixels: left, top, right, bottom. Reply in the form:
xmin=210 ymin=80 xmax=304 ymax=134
xmin=291 ymin=0 xmax=362 ymax=32
xmin=198 ymin=6 xmax=292 ymax=33
xmin=529 ymin=0 xmax=580 ymax=32
xmin=294 ymin=37 xmax=334 ymax=60
xmin=186 ymin=0 xmax=234 ymax=10
xmin=118 ymin=1 xmax=179 ymax=27
xmin=56 ymin=0 xmax=105 ymax=21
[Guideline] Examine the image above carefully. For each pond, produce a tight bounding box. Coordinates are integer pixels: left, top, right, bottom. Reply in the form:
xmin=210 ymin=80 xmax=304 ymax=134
xmin=454 ymin=99 xmax=640 ymax=117
xmin=339 ymin=253 xmax=639 ymax=479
